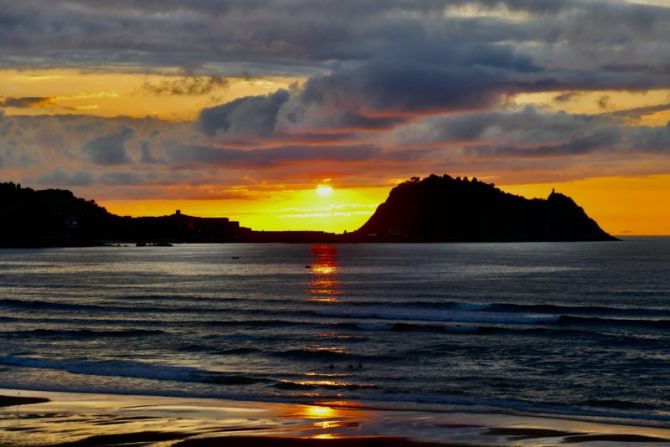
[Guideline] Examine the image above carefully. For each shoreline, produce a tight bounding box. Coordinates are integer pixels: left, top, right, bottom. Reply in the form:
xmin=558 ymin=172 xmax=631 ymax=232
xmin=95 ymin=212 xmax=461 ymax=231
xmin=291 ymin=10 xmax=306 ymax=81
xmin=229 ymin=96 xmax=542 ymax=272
xmin=2 ymin=388 xmax=670 ymax=446
xmin=4 ymin=380 xmax=670 ymax=429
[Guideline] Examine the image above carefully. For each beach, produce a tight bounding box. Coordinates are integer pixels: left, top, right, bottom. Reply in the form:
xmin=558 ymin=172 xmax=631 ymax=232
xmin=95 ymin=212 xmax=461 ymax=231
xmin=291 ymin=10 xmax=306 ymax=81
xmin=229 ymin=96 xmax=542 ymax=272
xmin=2 ymin=388 xmax=670 ymax=446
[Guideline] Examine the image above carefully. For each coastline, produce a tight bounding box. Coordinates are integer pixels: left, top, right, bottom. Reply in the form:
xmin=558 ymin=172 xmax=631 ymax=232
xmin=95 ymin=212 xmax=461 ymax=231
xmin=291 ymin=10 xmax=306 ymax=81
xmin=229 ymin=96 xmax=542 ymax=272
xmin=2 ymin=389 xmax=670 ymax=446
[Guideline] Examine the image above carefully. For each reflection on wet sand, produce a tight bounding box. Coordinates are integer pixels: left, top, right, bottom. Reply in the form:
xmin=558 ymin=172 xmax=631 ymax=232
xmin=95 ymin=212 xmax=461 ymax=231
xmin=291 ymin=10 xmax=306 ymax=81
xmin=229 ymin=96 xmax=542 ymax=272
xmin=3 ymin=390 xmax=670 ymax=446
xmin=0 ymin=391 xmax=370 ymax=446
xmin=308 ymin=245 xmax=342 ymax=303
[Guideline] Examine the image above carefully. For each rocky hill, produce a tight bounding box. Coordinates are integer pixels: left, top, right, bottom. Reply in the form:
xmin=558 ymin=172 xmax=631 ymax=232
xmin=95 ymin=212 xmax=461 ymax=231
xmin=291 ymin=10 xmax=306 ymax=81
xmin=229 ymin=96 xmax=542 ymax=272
xmin=350 ymin=175 xmax=616 ymax=242
xmin=0 ymin=182 xmax=242 ymax=246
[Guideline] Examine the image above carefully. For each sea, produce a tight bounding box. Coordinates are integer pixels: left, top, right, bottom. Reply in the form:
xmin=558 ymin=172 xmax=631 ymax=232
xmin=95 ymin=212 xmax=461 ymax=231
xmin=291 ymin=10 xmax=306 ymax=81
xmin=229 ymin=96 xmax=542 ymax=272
xmin=0 ymin=240 xmax=669 ymax=426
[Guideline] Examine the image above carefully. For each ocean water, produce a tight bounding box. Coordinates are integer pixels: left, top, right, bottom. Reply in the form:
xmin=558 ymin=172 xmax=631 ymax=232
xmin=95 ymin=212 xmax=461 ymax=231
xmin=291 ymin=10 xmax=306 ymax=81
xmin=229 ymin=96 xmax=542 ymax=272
xmin=0 ymin=241 xmax=669 ymax=425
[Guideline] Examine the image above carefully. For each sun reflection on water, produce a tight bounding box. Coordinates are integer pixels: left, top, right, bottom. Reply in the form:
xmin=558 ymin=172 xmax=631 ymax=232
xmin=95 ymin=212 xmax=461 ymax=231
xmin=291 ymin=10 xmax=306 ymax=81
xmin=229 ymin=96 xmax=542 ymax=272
xmin=308 ymin=244 xmax=342 ymax=303
xmin=311 ymin=433 xmax=338 ymax=439
xmin=297 ymin=405 xmax=338 ymax=419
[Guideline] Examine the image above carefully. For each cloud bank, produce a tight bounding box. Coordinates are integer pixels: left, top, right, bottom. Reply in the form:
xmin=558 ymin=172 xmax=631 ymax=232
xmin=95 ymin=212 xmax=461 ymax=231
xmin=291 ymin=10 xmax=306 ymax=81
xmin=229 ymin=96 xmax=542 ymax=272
xmin=0 ymin=0 xmax=668 ymax=198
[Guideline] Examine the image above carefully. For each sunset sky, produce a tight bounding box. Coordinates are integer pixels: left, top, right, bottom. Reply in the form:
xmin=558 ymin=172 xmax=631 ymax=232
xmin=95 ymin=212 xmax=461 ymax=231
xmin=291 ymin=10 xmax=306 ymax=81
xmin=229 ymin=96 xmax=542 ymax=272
xmin=1 ymin=1 xmax=669 ymax=234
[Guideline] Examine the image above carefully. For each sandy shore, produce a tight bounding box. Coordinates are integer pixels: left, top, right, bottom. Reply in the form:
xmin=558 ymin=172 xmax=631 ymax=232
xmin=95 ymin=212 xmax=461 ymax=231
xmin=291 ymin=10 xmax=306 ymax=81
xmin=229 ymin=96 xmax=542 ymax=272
xmin=0 ymin=395 xmax=50 ymax=408
xmin=1 ymin=389 xmax=670 ymax=446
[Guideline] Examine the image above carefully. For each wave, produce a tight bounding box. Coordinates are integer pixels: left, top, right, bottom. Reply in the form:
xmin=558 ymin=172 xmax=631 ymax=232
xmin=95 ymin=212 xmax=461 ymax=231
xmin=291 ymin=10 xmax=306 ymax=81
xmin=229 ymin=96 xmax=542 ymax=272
xmin=559 ymin=315 xmax=670 ymax=330
xmin=0 ymin=328 xmax=165 ymax=339
xmin=0 ymin=298 xmax=238 ymax=314
xmin=0 ymin=355 xmax=271 ymax=386
xmin=580 ymin=399 xmax=659 ymax=411
xmin=6 ymin=294 xmax=669 ymax=330
xmin=341 ymin=300 xmax=670 ymax=319
xmin=273 ymin=380 xmax=375 ymax=391
xmin=308 ymin=307 xmax=670 ymax=333
xmin=0 ymin=298 xmax=104 ymax=311
xmin=201 ymin=319 xmax=312 ymax=328
xmin=216 ymin=347 xmax=263 ymax=355
xmin=489 ymin=302 xmax=670 ymax=319
xmin=327 ymin=321 xmax=669 ymax=349
xmin=269 ymin=347 xmax=396 ymax=362
xmin=312 ymin=307 xmax=561 ymax=325
xmin=175 ymin=345 xmax=264 ymax=356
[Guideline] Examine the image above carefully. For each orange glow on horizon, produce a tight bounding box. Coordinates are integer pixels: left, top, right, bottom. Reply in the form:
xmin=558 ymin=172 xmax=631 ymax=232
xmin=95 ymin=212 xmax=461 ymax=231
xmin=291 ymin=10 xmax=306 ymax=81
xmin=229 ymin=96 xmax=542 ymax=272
xmin=98 ymin=175 xmax=670 ymax=236
xmin=99 ymin=185 xmax=388 ymax=233
xmin=501 ymin=175 xmax=670 ymax=236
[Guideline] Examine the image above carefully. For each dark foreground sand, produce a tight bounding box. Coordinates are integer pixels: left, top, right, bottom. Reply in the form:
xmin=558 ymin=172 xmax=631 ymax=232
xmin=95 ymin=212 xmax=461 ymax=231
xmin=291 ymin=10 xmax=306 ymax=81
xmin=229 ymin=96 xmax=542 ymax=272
xmin=1 ymin=389 xmax=669 ymax=446
xmin=0 ymin=395 xmax=49 ymax=408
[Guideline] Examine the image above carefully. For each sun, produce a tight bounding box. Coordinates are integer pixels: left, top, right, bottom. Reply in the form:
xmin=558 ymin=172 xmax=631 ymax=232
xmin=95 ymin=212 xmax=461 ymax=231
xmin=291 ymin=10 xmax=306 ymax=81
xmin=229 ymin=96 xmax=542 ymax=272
xmin=316 ymin=185 xmax=333 ymax=196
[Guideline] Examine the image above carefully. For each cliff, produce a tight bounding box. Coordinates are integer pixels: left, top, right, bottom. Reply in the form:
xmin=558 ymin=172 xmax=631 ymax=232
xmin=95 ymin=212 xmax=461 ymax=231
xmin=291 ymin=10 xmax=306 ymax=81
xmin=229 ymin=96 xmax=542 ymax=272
xmin=350 ymin=175 xmax=616 ymax=242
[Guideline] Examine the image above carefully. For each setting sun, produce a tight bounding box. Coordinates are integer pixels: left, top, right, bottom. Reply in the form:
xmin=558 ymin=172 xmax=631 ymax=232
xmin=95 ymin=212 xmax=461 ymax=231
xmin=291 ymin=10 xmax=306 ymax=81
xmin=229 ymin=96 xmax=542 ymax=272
xmin=316 ymin=185 xmax=334 ymax=197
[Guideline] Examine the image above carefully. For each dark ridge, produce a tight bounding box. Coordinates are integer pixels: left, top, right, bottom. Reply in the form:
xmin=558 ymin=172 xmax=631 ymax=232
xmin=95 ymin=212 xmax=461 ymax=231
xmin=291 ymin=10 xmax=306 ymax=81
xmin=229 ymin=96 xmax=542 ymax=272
xmin=350 ymin=174 xmax=617 ymax=242
xmin=0 ymin=182 xmax=243 ymax=246
xmin=0 ymin=175 xmax=616 ymax=246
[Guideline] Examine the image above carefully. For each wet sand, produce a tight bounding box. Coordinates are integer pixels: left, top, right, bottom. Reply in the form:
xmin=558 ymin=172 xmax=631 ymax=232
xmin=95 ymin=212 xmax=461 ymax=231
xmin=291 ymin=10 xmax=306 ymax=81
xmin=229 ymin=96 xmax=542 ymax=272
xmin=1 ymin=388 xmax=670 ymax=446
xmin=0 ymin=395 xmax=49 ymax=408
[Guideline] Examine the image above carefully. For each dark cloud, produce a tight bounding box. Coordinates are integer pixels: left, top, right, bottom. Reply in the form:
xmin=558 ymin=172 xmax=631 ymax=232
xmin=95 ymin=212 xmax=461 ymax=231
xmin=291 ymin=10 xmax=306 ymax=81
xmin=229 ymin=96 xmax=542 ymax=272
xmin=390 ymin=107 xmax=605 ymax=146
xmin=82 ymin=126 xmax=134 ymax=165
xmin=279 ymin=106 xmax=407 ymax=133
xmin=467 ymin=130 xmax=623 ymax=158
xmin=139 ymin=141 xmax=161 ymax=164
xmin=199 ymin=90 xmax=289 ymax=137
xmin=392 ymin=106 xmax=670 ymax=159
xmin=196 ymin=32 xmax=668 ymax=140
xmin=0 ymin=96 xmax=53 ymax=108
xmin=141 ymin=75 xmax=229 ymax=96
xmin=297 ymin=45 xmax=540 ymax=115
xmin=169 ymin=143 xmax=381 ymax=168
xmin=0 ymin=0 xmax=668 ymax=84
xmin=99 ymin=171 xmax=145 ymax=185
xmin=30 ymin=169 xmax=93 ymax=186
xmin=631 ymin=122 xmax=670 ymax=152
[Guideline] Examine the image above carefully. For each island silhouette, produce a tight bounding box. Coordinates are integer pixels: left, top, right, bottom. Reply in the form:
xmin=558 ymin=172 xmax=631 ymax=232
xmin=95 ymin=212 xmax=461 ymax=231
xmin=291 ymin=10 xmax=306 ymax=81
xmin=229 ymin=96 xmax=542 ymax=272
xmin=351 ymin=175 xmax=616 ymax=242
xmin=0 ymin=174 xmax=616 ymax=247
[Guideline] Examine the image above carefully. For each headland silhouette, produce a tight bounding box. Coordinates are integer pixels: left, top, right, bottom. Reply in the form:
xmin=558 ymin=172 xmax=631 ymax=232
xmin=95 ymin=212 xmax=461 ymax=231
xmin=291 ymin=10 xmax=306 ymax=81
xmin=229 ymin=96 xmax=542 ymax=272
xmin=0 ymin=174 xmax=616 ymax=247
